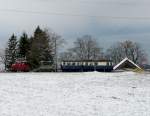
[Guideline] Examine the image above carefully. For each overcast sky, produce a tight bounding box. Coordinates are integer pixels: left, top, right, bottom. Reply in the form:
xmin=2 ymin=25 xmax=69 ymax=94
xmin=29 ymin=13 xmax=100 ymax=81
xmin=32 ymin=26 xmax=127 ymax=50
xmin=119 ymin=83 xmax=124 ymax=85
xmin=0 ymin=0 xmax=150 ymax=60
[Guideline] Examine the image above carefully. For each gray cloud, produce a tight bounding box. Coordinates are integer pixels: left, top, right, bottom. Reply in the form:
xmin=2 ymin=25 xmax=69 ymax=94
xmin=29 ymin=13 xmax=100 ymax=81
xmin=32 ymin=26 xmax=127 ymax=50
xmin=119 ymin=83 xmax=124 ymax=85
xmin=0 ymin=0 xmax=150 ymax=60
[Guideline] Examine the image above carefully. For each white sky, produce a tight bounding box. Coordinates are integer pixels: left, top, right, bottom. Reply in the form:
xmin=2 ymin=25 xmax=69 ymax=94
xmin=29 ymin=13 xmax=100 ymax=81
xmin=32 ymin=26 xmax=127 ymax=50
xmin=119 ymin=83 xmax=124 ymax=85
xmin=0 ymin=0 xmax=150 ymax=60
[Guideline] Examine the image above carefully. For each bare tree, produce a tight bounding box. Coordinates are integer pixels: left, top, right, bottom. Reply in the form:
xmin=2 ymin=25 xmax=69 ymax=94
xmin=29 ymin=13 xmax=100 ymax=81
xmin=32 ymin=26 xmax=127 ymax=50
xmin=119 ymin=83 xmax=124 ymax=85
xmin=106 ymin=42 xmax=123 ymax=64
xmin=46 ymin=29 xmax=64 ymax=71
xmin=106 ymin=40 xmax=147 ymax=65
xmin=0 ymin=49 xmax=5 ymax=64
xmin=59 ymin=49 xmax=76 ymax=61
xmin=60 ymin=35 xmax=103 ymax=61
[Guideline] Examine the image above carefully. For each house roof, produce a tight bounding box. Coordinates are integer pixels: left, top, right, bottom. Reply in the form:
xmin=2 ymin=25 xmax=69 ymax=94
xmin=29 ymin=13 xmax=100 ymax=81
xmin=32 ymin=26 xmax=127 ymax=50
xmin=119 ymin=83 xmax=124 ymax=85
xmin=113 ymin=57 xmax=142 ymax=70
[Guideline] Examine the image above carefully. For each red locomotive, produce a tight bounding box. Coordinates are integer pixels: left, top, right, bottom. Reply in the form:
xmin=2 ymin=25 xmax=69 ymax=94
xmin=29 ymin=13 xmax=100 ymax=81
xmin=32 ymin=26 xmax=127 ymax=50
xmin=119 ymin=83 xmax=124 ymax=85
xmin=11 ymin=58 xmax=30 ymax=72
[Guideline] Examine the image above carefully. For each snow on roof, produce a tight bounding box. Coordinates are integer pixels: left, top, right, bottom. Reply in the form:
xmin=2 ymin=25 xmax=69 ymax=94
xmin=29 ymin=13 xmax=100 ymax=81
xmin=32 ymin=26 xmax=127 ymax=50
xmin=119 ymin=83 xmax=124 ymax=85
xmin=113 ymin=57 xmax=142 ymax=70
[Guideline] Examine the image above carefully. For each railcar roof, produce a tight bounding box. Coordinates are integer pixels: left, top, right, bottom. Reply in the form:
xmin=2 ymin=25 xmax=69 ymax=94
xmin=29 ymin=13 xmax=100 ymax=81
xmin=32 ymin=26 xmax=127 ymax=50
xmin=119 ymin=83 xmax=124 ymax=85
xmin=62 ymin=59 xmax=112 ymax=62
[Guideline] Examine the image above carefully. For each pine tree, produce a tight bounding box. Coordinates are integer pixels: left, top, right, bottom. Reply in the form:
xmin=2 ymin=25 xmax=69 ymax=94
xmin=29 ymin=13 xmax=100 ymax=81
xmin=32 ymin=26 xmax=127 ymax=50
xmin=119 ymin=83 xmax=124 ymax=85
xmin=5 ymin=34 xmax=17 ymax=71
xmin=18 ymin=32 xmax=29 ymax=58
xmin=29 ymin=26 xmax=53 ymax=69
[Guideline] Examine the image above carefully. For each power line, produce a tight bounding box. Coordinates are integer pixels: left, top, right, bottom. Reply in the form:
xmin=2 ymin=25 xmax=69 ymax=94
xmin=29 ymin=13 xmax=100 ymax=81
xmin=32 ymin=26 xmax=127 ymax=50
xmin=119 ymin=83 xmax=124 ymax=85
xmin=52 ymin=0 xmax=150 ymax=6
xmin=0 ymin=8 xmax=150 ymax=20
xmin=79 ymin=0 xmax=150 ymax=5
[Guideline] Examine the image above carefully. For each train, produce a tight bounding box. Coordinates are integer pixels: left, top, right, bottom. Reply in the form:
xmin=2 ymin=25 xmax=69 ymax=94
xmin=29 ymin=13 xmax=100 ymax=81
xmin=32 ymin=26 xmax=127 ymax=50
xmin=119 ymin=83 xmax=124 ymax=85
xmin=11 ymin=59 xmax=30 ymax=72
xmin=11 ymin=59 xmax=114 ymax=72
xmin=60 ymin=60 xmax=114 ymax=72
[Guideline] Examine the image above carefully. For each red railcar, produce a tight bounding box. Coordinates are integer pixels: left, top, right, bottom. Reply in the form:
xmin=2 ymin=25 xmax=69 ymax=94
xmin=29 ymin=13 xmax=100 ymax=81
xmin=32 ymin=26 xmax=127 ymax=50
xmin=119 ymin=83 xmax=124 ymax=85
xmin=11 ymin=62 xmax=30 ymax=72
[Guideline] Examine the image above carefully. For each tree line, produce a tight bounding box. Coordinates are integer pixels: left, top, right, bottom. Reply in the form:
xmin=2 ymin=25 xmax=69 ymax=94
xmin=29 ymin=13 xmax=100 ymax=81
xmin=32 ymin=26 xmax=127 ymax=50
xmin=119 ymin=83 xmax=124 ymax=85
xmin=1 ymin=26 xmax=147 ymax=71
xmin=60 ymin=35 xmax=147 ymax=65
xmin=4 ymin=26 xmax=60 ymax=71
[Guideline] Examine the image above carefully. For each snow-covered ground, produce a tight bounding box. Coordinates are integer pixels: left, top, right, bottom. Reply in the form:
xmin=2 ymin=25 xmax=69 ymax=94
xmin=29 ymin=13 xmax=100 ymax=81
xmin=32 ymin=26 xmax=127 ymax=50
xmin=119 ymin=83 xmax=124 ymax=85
xmin=0 ymin=72 xmax=150 ymax=116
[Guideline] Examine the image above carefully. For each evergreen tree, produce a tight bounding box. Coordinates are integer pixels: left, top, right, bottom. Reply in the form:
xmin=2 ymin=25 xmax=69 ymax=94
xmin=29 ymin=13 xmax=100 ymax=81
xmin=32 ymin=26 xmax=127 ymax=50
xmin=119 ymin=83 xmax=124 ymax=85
xmin=5 ymin=34 xmax=17 ymax=70
xmin=29 ymin=26 xmax=53 ymax=69
xmin=18 ymin=32 xmax=29 ymax=58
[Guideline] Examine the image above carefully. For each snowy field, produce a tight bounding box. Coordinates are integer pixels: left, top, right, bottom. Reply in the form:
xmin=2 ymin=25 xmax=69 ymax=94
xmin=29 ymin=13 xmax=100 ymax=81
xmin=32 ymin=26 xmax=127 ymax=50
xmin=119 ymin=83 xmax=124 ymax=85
xmin=0 ymin=72 xmax=150 ymax=116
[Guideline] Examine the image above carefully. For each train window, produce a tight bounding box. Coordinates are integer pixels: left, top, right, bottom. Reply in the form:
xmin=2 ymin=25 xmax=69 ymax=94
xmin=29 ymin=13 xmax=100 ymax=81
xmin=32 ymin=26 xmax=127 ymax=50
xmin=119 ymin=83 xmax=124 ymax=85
xmin=72 ymin=62 xmax=75 ymax=66
xmin=85 ymin=62 xmax=88 ymax=66
xmin=98 ymin=62 xmax=107 ymax=66
xmin=107 ymin=62 xmax=110 ymax=66
xmin=95 ymin=62 xmax=98 ymax=66
xmin=82 ymin=62 xmax=85 ymax=66
xmin=110 ymin=62 xmax=112 ymax=66
xmin=89 ymin=62 xmax=93 ymax=66
xmin=110 ymin=62 xmax=112 ymax=65
xmin=107 ymin=62 xmax=109 ymax=66
xmin=76 ymin=62 xmax=79 ymax=66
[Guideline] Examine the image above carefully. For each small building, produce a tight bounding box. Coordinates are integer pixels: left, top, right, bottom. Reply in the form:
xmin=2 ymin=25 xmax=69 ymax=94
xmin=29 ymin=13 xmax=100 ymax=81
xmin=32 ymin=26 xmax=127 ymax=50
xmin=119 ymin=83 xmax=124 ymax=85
xmin=113 ymin=57 xmax=142 ymax=71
